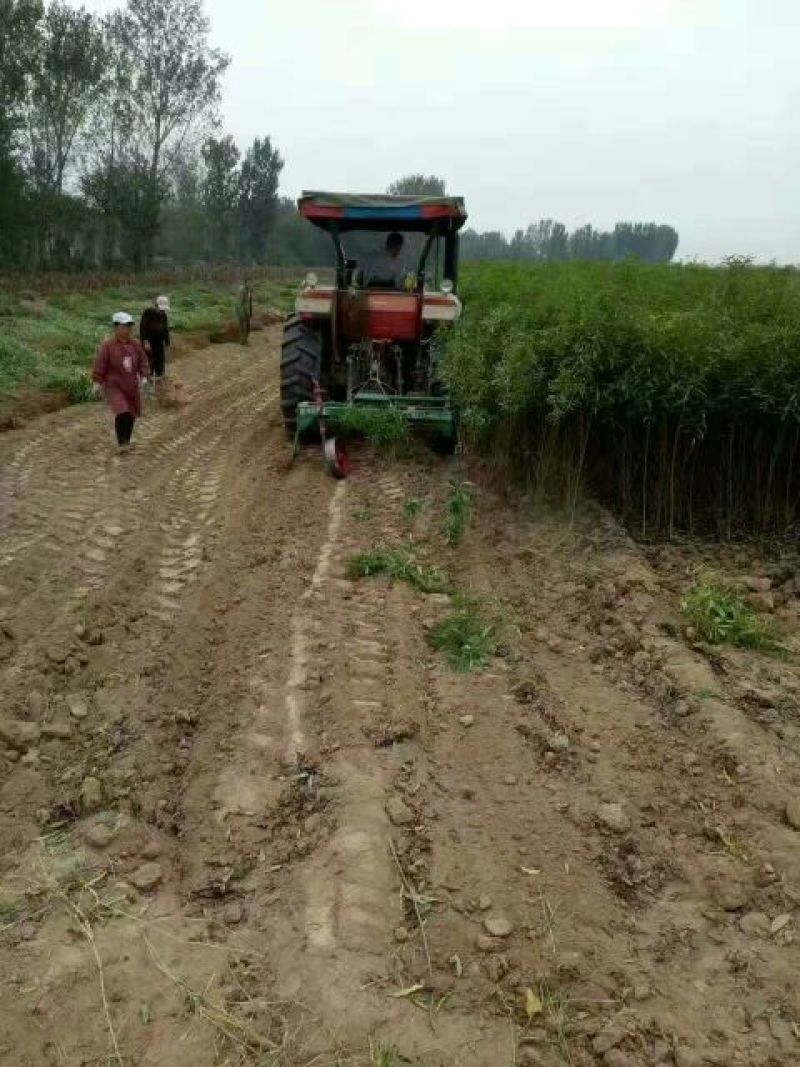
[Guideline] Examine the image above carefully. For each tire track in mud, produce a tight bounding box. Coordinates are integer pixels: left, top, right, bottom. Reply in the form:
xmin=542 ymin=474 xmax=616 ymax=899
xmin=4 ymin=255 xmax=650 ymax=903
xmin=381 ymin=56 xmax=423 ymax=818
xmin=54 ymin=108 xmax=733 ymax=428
xmin=0 ymin=356 xmax=260 ymax=578
xmin=237 ymin=464 xmax=512 ymax=1062
xmin=0 ymin=347 xmax=279 ymax=685
xmin=145 ymin=383 xmax=278 ymax=622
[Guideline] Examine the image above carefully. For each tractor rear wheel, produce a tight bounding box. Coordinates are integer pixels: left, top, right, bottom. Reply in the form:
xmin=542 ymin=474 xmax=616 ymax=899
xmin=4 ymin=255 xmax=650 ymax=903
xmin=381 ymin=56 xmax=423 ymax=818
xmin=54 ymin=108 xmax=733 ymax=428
xmin=280 ymin=314 xmax=322 ymax=436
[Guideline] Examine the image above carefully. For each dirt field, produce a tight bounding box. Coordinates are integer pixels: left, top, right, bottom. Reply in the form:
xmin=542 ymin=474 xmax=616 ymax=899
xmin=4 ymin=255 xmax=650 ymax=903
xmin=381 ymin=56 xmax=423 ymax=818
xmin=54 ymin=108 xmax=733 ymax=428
xmin=1 ymin=329 xmax=799 ymax=1067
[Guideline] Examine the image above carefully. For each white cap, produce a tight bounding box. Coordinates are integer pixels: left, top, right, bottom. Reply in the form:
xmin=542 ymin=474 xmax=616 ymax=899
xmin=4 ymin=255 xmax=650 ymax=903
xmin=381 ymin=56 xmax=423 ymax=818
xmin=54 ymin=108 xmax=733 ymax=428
xmin=112 ymin=312 xmax=134 ymax=325
xmin=155 ymin=295 xmax=170 ymax=310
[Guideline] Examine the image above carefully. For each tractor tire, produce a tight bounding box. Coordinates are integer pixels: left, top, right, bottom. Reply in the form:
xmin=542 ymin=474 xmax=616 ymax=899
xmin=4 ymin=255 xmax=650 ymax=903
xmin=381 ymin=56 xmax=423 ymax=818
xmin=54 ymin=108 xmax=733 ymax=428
xmin=280 ymin=314 xmax=322 ymax=437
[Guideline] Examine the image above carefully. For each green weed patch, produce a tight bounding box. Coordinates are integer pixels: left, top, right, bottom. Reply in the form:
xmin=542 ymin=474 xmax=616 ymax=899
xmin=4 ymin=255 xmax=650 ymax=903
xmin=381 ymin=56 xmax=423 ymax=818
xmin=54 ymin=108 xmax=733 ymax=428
xmin=444 ymin=481 xmax=476 ymax=546
xmin=427 ymin=603 xmax=497 ymax=671
xmin=681 ymin=580 xmax=784 ymax=654
xmin=345 ymin=548 xmax=449 ymax=594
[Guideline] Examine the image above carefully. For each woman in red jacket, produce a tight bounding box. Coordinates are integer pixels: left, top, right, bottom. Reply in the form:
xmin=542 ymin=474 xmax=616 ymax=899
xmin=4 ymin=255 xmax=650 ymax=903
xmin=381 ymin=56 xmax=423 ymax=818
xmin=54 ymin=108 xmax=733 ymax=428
xmin=92 ymin=312 xmax=152 ymax=450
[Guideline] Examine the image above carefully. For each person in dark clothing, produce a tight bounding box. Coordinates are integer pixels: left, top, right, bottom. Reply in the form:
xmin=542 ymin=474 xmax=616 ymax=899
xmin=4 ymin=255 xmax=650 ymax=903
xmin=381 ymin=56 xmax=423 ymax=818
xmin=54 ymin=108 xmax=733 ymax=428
xmin=140 ymin=295 xmax=171 ymax=379
xmin=355 ymin=232 xmax=406 ymax=289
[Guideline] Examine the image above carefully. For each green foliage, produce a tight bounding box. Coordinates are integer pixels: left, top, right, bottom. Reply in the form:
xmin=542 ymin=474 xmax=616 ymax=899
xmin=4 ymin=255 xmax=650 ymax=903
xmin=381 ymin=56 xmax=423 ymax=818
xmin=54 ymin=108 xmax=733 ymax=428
xmin=42 ymin=366 xmax=96 ymax=403
xmin=445 ymin=260 xmax=800 ymax=533
xmin=403 ymin=497 xmax=424 ymax=522
xmin=681 ymin=581 xmax=783 ymax=654
xmin=387 ymin=174 xmax=447 ymax=197
xmin=0 ymin=273 xmax=293 ymax=404
xmin=238 ymin=136 xmax=284 ymax=264
xmin=345 ymin=549 xmax=449 ymax=594
xmin=427 ymin=604 xmax=497 ymax=671
xmin=201 ymin=135 xmax=240 ymax=260
xmin=333 ymin=405 xmax=410 ymax=446
xmin=24 ymin=1 xmax=108 ymax=196
xmin=107 ymin=0 xmax=230 ymax=184
xmin=444 ymin=482 xmax=476 ymax=546
xmin=461 ymin=219 xmax=679 ymax=264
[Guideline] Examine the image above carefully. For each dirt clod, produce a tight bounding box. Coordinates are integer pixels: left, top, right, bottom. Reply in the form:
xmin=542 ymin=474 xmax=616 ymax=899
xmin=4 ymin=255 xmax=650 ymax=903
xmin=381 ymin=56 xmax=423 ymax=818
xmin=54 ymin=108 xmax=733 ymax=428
xmin=597 ymin=802 xmax=631 ymax=834
xmin=79 ymin=776 xmax=104 ymax=813
xmin=0 ymin=720 xmax=41 ymax=751
xmin=593 ymin=1029 xmax=626 ymax=1055
xmin=67 ymin=696 xmax=88 ymax=720
xmin=744 ymin=576 xmax=771 ymax=593
xmin=130 ymin=862 xmax=163 ymax=891
xmin=483 ymin=916 xmax=513 ymax=938
xmin=222 ymin=902 xmax=244 ymax=925
xmin=41 ymin=721 xmax=72 ymax=739
xmin=739 ymin=911 xmax=771 ymax=937
xmin=386 ymin=795 xmax=414 ymax=826
xmin=713 ymin=880 xmax=750 ymax=912
xmin=476 ymin=933 xmax=500 ymax=952
xmin=83 ymin=824 xmax=114 ymax=849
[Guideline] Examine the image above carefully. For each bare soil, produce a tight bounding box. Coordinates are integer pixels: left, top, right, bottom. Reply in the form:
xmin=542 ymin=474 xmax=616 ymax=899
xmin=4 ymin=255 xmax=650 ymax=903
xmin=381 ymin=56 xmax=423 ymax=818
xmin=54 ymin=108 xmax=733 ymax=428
xmin=1 ymin=330 xmax=799 ymax=1067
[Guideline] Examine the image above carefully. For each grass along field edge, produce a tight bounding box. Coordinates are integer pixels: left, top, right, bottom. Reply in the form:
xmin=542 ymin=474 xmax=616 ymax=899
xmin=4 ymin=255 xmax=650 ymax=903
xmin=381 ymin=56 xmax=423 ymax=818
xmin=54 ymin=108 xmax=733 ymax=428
xmin=0 ymin=272 xmax=299 ymax=427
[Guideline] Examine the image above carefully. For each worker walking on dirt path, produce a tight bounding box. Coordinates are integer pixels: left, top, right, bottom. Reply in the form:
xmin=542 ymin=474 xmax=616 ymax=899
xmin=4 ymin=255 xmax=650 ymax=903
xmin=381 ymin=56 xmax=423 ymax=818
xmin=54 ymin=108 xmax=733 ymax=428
xmin=92 ymin=312 xmax=152 ymax=451
xmin=140 ymin=295 xmax=171 ymax=379
xmin=237 ymin=281 xmax=253 ymax=345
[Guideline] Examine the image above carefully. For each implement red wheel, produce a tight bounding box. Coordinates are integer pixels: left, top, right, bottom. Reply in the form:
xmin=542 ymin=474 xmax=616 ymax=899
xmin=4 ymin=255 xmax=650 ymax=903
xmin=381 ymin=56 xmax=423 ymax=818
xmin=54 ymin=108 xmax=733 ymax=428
xmin=323 ymin=437 xmax=349 ymax=479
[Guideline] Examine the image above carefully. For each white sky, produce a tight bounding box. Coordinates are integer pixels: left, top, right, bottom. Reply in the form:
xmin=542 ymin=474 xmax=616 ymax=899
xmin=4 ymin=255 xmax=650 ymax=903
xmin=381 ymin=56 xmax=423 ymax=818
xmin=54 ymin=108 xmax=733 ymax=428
xmin=82 ymin=0 xmax=800 ymax=262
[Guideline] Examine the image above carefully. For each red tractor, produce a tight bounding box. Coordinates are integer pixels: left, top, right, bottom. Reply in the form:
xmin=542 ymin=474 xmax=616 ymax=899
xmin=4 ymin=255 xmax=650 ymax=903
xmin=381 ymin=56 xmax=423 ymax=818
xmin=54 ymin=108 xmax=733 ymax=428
xmin=281 ymin=191 xmax=467 ymax=473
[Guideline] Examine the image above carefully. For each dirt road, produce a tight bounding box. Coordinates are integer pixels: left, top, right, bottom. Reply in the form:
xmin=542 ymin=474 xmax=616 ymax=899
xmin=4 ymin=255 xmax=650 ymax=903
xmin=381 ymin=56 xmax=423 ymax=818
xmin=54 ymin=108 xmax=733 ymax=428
xmin=1 ymin=330 xmax=799 ymax=1066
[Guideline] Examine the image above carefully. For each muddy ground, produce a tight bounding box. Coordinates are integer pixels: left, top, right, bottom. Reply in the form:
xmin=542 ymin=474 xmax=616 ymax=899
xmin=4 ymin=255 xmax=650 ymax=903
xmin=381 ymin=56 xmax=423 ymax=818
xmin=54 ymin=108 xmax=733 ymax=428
xmin=1 ymin=330 xmax=799 ymax=1067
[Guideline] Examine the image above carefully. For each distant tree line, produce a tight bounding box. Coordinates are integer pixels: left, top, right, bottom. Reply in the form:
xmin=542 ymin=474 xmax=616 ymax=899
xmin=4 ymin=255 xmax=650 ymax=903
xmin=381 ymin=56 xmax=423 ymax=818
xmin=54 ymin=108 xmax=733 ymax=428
xmin=272 ymin=179 xmax=681 ymax=269
xmin=461 ymin=219 xmax=679 ymax=264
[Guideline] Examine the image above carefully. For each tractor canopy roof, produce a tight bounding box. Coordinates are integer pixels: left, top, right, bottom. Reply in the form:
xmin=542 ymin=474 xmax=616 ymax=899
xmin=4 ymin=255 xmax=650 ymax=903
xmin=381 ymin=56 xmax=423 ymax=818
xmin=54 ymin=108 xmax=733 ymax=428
xmin=298 ymin=191 xmax=468 ymax=233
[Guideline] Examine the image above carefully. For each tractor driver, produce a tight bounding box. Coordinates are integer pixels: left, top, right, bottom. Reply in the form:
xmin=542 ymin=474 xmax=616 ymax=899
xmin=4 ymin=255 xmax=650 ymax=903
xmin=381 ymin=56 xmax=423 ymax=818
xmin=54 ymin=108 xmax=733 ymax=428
xmin=357 ymin=232 xmax=406 ymax=289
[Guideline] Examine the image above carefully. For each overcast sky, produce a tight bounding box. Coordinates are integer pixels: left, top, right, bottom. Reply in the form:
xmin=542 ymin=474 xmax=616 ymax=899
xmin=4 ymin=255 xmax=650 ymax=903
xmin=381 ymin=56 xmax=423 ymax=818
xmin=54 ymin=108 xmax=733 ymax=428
xmin=83 ymin=0 xmax=800 ymax=262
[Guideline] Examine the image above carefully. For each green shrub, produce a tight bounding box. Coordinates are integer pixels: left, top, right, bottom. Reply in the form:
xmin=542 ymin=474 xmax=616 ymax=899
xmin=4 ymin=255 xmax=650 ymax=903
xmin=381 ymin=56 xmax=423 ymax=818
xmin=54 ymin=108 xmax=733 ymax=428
xmin=345 ymin=548 xmax=449 ymax=594
xmin=42 ymin=367 xmax=97 ymax=404
xmin=681 ymin=580 xmax=783 ymax=653
xmin=403 ymin=496 xmax=424 ymax=522
xmin=445 ymin=261 xmax=800 ymax=534
xmin=427 ymin=604 xmax=497 ymax=671
xmin=444 ymin=481 xmax=476 ymax=545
